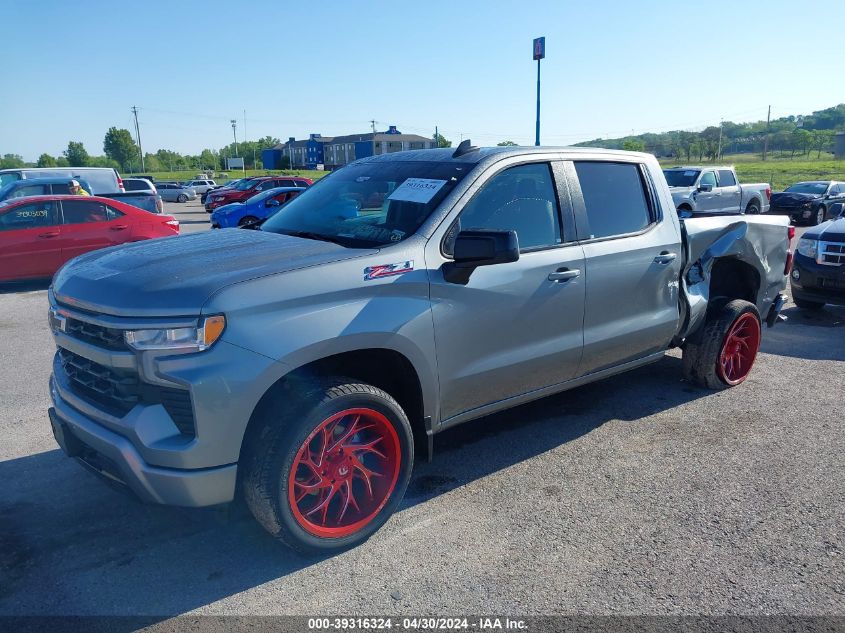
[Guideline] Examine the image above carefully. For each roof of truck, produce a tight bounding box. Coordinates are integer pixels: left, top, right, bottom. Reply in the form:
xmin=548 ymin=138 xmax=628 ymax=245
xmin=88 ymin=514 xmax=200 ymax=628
xmin=357 ymin=145 xmax=654 ymax=165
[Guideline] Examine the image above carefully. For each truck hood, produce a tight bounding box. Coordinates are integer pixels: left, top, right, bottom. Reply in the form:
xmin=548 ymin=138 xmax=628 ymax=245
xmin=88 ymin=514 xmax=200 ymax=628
xmin=804 ymin=218 xmax=845 ymax=242
xmin=52 ymin=229 xmax=377 ymax=317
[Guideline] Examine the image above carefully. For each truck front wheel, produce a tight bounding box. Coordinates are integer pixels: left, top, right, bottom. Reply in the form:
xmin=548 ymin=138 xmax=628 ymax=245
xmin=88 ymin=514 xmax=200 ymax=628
xmin=242 ymin=379 xmax=414 ymax=554
xmin=682 ymin=300 xmax=762 ymax=389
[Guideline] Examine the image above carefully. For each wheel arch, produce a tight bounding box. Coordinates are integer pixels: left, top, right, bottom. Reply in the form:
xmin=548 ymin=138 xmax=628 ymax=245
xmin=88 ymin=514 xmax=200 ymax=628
xmin=239 ymin=347 xmax=432 ymax=470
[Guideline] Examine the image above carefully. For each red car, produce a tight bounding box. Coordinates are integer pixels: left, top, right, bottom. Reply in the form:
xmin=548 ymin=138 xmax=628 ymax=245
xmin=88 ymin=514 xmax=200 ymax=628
xmin=204 ymin=176 xmax=313 ymax=212
xmin=0 ymin=195 xmax=179 ymax=282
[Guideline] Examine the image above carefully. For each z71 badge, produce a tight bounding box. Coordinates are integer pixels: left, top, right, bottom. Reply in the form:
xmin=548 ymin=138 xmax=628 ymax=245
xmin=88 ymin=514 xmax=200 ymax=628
xmin=364 ymin=260 xmax=414 ymax=281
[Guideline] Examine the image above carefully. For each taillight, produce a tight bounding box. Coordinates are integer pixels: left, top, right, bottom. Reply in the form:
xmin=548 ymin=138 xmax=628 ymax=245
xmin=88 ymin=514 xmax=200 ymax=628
xmin=784 ymin=251 xmax=794 ymax=275
xmin=765 ymin=187 xmax=771 ymax=201
xmin=788 ymin=226 xmax=795 ymax=241
xmin=117 ymin=175 xmax=125 ymax=192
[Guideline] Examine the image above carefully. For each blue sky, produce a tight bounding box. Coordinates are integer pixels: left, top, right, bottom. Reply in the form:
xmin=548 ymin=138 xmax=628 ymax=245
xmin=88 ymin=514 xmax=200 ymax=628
xmin=2 ymin=0 xmax=843 ymax=161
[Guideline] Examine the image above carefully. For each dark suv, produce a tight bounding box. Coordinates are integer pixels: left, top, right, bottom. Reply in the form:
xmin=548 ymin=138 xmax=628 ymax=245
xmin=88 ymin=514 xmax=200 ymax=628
xmin=204 ymin=176 xmax=313 ymax=212
xmin=791 ymin=203 xmax=845 ymax=310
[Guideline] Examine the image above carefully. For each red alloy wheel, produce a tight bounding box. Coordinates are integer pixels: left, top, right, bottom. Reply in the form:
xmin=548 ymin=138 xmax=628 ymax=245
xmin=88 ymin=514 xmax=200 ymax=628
xmin=717 ymin=312 xmax=761 ymax=386
xmin=288 ymin=408 xmax=401 ymax=538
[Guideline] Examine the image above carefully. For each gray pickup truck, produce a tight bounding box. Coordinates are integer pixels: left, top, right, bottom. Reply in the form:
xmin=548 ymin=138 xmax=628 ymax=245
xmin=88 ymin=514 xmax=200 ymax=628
xmin=47 ymin=145 xmax=791 ymax=553
xmin=663 ymin=165 xmax=771 ymax=216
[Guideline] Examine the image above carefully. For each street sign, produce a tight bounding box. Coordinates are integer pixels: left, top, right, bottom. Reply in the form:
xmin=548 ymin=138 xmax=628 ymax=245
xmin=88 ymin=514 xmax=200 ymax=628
xmin=533 ymin=37 xmax=545 ymax=60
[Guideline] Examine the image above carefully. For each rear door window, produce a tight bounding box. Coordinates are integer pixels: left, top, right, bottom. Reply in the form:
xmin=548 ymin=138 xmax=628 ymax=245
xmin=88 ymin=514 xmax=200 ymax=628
xmin=0 ymin=201 xmax=56 ymax=230
xmin=61 ymin=200 xmax=110 ymax=224
xmin=573 ymin=161 xmax=654 ymax=240
xmin=9 ymin=184 xmax=48 ymax=199
xmin=717 ymin=170 xmax=737 ymax=187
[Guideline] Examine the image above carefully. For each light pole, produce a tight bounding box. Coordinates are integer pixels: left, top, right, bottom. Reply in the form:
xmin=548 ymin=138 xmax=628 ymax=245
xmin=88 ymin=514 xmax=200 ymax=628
xmin=533 ymin=37 xmax=545 ymax=146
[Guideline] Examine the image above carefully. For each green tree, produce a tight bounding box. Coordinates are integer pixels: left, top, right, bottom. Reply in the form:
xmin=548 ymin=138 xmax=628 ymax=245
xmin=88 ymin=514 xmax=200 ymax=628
xmin=37 ymin=153 xmax=57 ymax=167
xmin=64 ymin=141 xmax=89 ymax=167
xmin=199 ymin=149 xmax=219 ymax=171
xmin=103 ymin=127 xmax=139 ymax=171
xmin=0 ymin=153 xmax=26 ymax=169
xmin=621 ymin=138 xmax=645 ymax=152
xmin=497 ymin=140 xmax=518 ymax=146
xmin=88 ymin=156 xmax=121 ymax=170
xmin=56 ymin=156 xmax=70 ymax=167
xmin=143 ymin=153 xmax=163 ymax=172
xmin=434 ymin=133 xmax=452 ymax=148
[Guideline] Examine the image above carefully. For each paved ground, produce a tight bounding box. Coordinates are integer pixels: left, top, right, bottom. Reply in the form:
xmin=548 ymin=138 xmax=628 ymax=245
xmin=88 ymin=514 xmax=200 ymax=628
xmin=0 ymin=210 xmax=843 ymax=618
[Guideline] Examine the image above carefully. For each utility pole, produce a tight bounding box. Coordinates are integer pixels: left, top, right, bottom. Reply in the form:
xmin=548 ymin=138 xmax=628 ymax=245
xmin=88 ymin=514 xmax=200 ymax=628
xmin=533 ymin=37 xmax=546 ymax=146
xmin=371 ymin=119 xmax=377 ymax=156
xmin=435 ymin=125 xmax=438 ymax=148
xmin=717 ymin=120 xmax=723 ymax=161
xmin=131 ymin=106 xmax=145 ymax=172
xmin=763 ymin=104 xmax=771 ymax=161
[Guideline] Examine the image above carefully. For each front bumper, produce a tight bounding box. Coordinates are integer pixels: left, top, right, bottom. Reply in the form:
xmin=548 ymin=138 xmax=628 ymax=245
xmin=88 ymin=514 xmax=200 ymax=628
xmin=49 ymin=399 xmax=236 ymax=506
xmin=790 ymin=252 xmax=845 ymax=305
xmin=769 ymin=205 xmax=814 ymax=222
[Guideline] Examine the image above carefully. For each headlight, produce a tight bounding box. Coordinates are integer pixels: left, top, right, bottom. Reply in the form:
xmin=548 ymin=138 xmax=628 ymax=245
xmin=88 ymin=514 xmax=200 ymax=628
xmin=801 ymin=202 xmax=812 ymax=209
xmin=796 ymin=238 xmax=818 ymax=259
xmin=124 ymin=315 xmax=226 ymax=353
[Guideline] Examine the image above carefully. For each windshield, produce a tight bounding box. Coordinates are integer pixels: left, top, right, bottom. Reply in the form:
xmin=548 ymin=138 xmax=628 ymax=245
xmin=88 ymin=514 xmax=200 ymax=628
xmin=785 ymin=182 xmax=828 ymax=195
xmin=246 ymin=187 xmax=288 ymax=204
xmin=663 ymin=169 xmax=700 ymax=187
xmin=260 ymin=161 xmax=471 ymax=247
xmin=235 ymin=179 xmax=259 ymax=191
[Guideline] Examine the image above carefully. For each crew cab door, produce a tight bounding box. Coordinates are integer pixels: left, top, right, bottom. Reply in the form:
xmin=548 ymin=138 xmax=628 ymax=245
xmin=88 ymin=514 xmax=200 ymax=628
xmin=694 ymin=170 xmax=719 ymax=212
xmin=568 ymin=160 xmax=682 ymax=374
xmin=0 ymin=199 xmax=63 ymax=281
xmin=716 ymin=169 xmax=742 ymax=214
xmin=427 ymin=160 xmax=586 ymax=423
xmin=58 ymin=199 xmax=129 ymax=264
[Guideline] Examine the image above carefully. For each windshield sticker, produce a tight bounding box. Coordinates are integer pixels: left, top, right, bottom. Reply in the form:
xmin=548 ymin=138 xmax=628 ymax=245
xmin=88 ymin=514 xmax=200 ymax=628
xmin=364 ymin=260 xmax=414 ymax=281
xmin=387 ymin=178 xmax=447 ymax=204
xmin=389 ymin=230 xmax=405 ymax=242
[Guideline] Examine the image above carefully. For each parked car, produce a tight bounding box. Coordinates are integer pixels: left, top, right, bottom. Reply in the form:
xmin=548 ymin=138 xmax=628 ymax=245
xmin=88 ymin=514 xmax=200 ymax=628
xmin=156 ymin=183 xmax=196 ymax=203
xmin=204 ymin=176 xmax=313 ymax=212
xmin=201 ymin=178 xmax=248 ymax=204
xmin=123 ymin=178 xmax=157 ymax=193
xmin=663 ymin=166 xmax=770 ymax=216
xmin=790 ymin=206 xmax=845 ymax=310
xmin=98 ymin=191 xmax=164 ymax=214
xmin=0 ymin=167 xmax=124 ymax=194
xmin=0 ymin=195 xmax=178 ymax=282
xmin=210 ymin=187 xmax=305 ymax=228
xmin=182 ymin=179 xmax=217 ymax=195
xmin=46 ymin=145 xmax=791 ymax=553
xmin=768 ymin=181 xmax=845 ymax=226
xmin=0 ymin=177 xmax=93 ymax=202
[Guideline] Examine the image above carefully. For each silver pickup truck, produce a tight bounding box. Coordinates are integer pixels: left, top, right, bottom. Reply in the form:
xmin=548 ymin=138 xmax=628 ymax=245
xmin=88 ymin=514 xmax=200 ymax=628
xmin=46 ymin=145 xmax=791 ymax=553
xmin=663 ymin=165 xmax=771 ymax=216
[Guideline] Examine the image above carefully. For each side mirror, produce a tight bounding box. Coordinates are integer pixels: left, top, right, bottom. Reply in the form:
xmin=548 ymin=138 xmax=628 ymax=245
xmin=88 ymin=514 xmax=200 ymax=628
xmin=698 ymin=183 xmax=714 ymax=193
xmin=443 ymin=229 xmax=519 ymax=284
xmin=267 ymin=199 xmax=281 ymax=207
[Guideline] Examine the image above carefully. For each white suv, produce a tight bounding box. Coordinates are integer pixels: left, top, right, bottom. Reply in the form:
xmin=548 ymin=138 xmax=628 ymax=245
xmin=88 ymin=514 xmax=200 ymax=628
xmin=183 ymin=179 xmax=217 ymax=194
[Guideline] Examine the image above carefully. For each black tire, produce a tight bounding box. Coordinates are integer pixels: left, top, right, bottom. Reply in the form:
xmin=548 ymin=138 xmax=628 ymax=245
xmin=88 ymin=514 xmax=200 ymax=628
xmin=793 ymin=297 xmax=824 ymax=311
xmin=177 ymin=194 xmax=188 ymax=203
xmin=241 ymin=378 xmax=414 ymax=554
xmin=237 ymin=215 xmax=259 ymax=227
xmin=745 ymin=201 xmax=760 ymax=215
xmin=812 ymin=207 xmax=826 ymax=225
xmin=682 ymin=299 xmax=762 ymax=390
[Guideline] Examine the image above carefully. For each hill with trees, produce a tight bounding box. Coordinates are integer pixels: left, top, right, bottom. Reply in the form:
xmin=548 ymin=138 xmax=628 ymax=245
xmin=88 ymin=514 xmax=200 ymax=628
xmin=574 ymin=103 xmax=845 ymax=161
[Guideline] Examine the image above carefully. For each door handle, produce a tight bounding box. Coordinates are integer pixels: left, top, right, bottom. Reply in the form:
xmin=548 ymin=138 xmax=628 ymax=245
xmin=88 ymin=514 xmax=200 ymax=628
xmin=653 ymin=251 xmax=677 ymax=264
xmin=548 ymin=268 xmax=581 ymax=282
xmin=38 ymin=231 xmax=59 ymax=238
xmin=110 ymin=224 xmax=129 ymax=231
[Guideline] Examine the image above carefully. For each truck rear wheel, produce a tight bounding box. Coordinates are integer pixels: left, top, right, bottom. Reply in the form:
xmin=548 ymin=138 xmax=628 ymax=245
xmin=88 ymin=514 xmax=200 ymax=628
xmin=745 ymin=201 xmax=760 ymax=215
xmin=682 ymin=300 xmax=761 ymax=389
xmin=242 ymin=379 xmax=414 ymax=554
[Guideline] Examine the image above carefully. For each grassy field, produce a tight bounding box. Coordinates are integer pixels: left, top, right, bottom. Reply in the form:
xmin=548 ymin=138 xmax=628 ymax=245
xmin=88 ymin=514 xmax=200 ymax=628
xmin=658 ymin=153 xmax=845 ymax=190
xmin=124 ymin=169 xmax=328 ymax=185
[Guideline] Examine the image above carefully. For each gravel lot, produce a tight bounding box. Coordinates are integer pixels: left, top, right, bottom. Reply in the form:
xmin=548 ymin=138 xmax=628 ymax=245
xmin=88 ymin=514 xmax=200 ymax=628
xmin=1 ymin=204 xmax=843 ymax=618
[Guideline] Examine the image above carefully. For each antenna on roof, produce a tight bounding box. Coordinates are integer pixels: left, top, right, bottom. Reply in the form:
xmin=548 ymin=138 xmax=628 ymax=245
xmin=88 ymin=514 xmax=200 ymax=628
xmin=452 ymin=139 xmax=478 ymax=158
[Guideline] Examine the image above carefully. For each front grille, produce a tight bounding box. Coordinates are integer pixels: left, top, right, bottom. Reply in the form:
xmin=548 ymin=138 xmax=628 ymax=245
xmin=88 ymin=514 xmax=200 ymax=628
xmin=58 ymin=348 xmax=195 ymax=436
xmin=818 ymin=277 xmax=845 ymax=290
xmin=65 ymin=317 xmax=127 ymax=351
xmin=820 ymin=241 xmax=845 ymax=266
